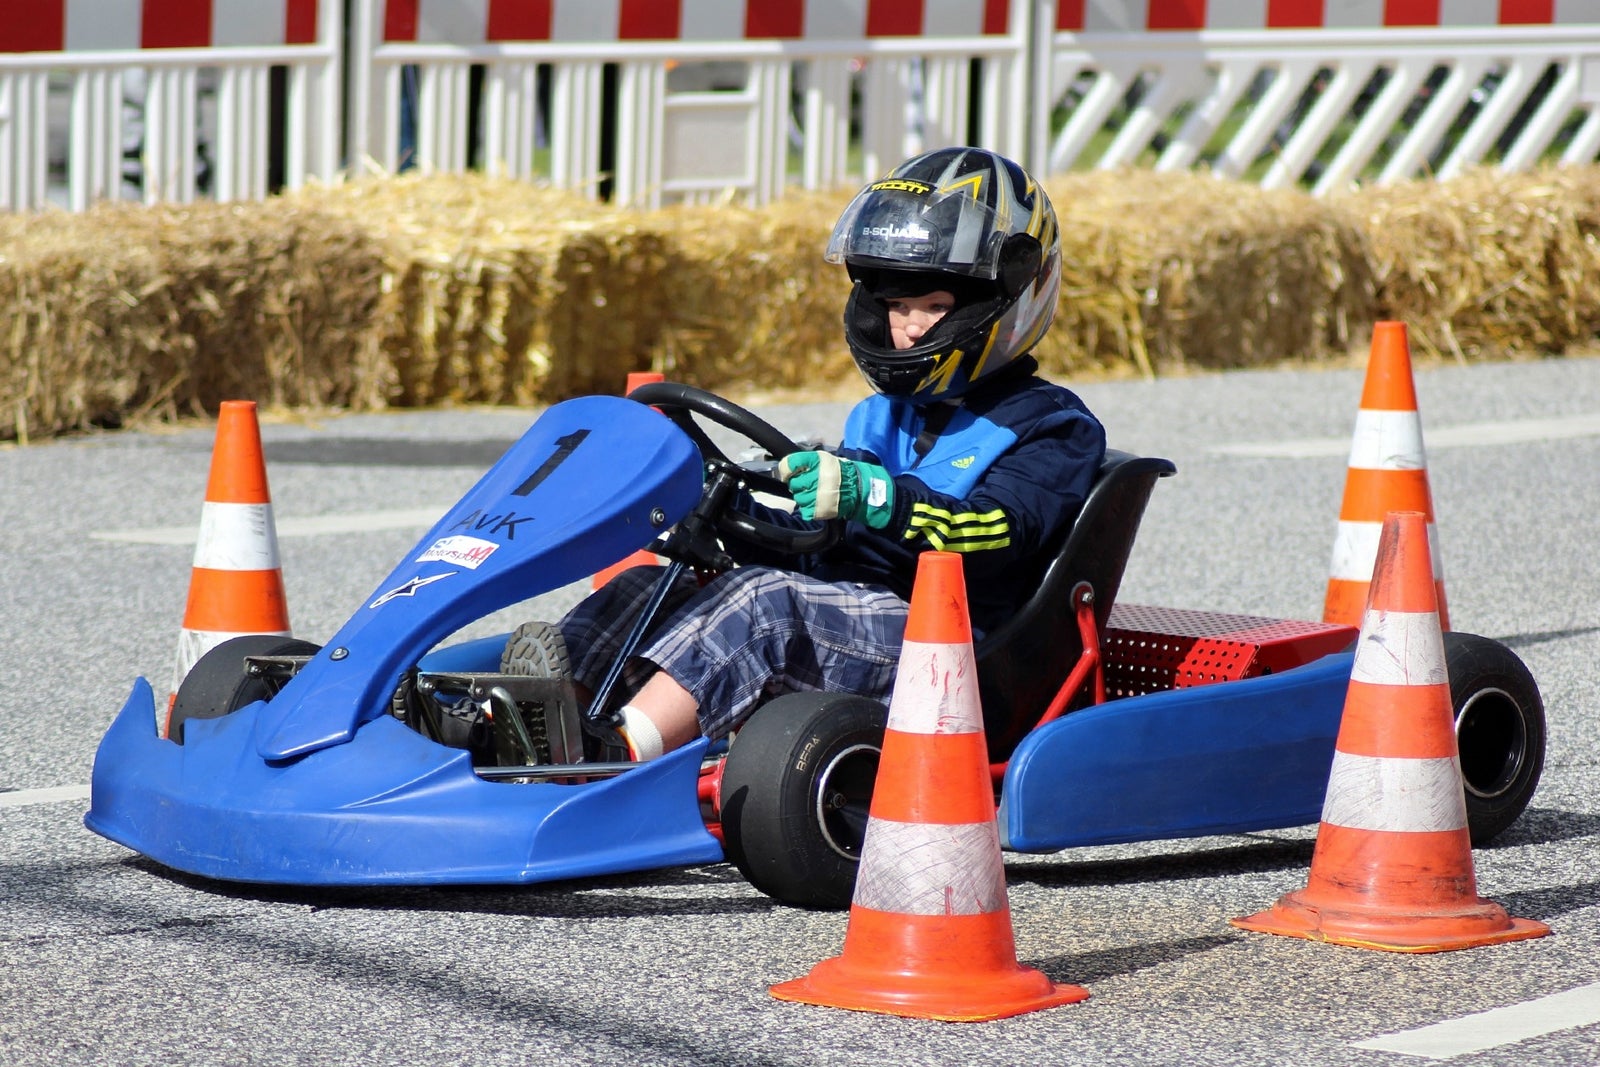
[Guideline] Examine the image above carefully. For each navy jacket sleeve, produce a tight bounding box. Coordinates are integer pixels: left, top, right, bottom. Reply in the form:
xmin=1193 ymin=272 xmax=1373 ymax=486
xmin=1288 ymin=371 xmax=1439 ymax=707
xmin=868 ymin=404 xmax=1103 ymax=574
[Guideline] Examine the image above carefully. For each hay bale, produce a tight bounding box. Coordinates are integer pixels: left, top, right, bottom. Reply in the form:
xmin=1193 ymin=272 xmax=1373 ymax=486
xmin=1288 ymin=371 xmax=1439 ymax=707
xmin=641 ymin=191 xmax=855 ymax=391
xmin=1342 ymin=165 xmax=1600 ymax=361
xmin=1041 ymin=170 xmax=1377 ymax=378
xmin=540 ymin=217 xmax=679 ymax=399
xmin=0 ymin=197 xmax=389 ymax=440
xmin=283 ymin=174 xmax=609 ymax=406
xmin=11 ymin=163 xmax=1600 ymax=445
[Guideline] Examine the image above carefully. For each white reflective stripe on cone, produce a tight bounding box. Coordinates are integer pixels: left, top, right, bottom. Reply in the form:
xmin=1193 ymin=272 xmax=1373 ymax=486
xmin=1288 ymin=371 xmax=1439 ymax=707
xmin=193 ymin=502 xmax=280 ymax=570
xmin=852 ymin=817 xmax=1008 ymax=915
xmin=1320 ymin=752 xmax=1469 ymax=833
xmin=1347 ymin=408 xmax=1427 ymax=470
xmin=884 ymin=641 xmax=984 ymax=735
xmin=173 ymin=627 xmax=292 ymax=683
xmin=1329 ymin=520 xmax=1445 ymax=582
xmin=1352 ymin=610 xmax=1448 ymax=686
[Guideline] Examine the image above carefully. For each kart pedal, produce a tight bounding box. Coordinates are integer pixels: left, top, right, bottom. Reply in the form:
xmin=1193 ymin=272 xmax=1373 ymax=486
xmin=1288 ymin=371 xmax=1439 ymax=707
xmin=389 ymin=624 xmax=590 ymax=770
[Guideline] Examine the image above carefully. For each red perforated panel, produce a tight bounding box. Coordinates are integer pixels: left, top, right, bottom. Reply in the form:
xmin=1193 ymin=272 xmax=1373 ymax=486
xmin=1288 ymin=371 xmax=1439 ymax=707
xmin=1103 ymin=604 xmax=1357 ymax=698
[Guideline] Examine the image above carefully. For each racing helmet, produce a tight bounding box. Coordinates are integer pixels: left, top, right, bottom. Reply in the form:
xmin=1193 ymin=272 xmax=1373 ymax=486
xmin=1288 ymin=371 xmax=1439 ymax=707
xmin=826 ymin=147 xmax=1061 ymax=402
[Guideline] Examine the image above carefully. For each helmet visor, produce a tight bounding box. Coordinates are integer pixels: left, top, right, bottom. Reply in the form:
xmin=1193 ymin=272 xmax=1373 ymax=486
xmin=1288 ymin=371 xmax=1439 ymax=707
xmin=825 ymin=179 xmax=1007 ymax=279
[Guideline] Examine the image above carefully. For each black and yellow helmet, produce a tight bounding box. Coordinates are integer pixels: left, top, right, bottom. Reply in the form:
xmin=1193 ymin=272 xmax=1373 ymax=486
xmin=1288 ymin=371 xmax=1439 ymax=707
xmin=825 ymin=147 xmax=1060 ymax=403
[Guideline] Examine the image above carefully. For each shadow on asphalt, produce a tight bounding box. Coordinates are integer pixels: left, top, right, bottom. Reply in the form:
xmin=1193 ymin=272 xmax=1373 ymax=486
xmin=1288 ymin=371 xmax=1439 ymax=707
xmin=1005 ymin=838 xmax=1316 ymax=891
xmin=1032 ymin=933 xmax=1239 ymax=986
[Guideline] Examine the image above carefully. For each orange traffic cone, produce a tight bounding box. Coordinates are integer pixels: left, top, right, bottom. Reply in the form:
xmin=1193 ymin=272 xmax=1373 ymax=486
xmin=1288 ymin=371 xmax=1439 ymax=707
xmin=162 ymin=400 xmax=292 ymax=737
xmin=771 ymin=551 xmax=1088 ymax=1020
xmin=1234 ymin=511 xmax=1547 ymax=952
xmin=593 ymin=371 xmax=668 ymax=589
xmin=1324 ymin=321 xmax=1449 ymax=629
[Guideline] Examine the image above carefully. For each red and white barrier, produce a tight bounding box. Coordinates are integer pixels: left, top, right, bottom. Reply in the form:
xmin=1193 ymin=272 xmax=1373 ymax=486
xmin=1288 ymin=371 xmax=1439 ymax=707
xmin=380 ymin=0 xmax=1011 ymax=43
xmin=0 ymin=0 xmax=322 ymax=52
xmin=3 ymin=0 xmax=1600 ymax=215
xmin=0 ymin=0 xmax=338 ymax=211
xmin=1055 ymin=0 xmax=1587 ymax=32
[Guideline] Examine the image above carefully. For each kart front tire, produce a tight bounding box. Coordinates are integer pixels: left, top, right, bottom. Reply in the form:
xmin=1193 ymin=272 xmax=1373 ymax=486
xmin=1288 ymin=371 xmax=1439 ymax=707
xmin=1447 ymin=631 xmax=1545 ymax=845
xmin=719 ymin=692 xmax=886 ymax=910
xmin=168 ymin=634 xmax=323 ymax=744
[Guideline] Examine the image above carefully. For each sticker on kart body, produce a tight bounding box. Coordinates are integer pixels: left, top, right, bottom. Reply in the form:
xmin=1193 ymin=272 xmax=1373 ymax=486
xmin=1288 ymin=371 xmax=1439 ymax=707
xmin=449 ymin=508 xmax=533 ymax=541
xmin=369 ymin=572 xmax=456 ymax=609
xmin=417 ymin=535 xmax=498 ymax=570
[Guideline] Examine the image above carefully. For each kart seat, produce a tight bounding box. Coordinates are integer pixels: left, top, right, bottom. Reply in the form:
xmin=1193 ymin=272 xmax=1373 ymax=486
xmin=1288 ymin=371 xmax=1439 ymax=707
xmin=974 ymin=448 xmax=1176 ymax=760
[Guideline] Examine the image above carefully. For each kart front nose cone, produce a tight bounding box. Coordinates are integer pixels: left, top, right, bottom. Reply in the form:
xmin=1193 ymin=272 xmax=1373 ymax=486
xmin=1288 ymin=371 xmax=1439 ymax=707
xmin=86 ymin=678 xmax=722 ymax=886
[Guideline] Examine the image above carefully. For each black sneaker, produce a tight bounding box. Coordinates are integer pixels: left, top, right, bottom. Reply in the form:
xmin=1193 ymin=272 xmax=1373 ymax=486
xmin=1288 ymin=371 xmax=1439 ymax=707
xmin=500 ymin=621 xmax=591 ymax=764
xmin=501 ymin=621 xmax=574 ymax=680
xmin=502 ymin=622 xmax=639 ymax=763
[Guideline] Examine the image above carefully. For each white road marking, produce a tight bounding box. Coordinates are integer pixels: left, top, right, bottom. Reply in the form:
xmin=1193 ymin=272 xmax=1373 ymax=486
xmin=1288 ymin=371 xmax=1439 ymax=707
xmin=0 ymin=784 xmax=91 ymax=809
xmin=91 ymin=507 xmax=447 ymax=546
xmin=1353 ymin=981 xmax=1600 ymax=1059
xmin=1212 ymin=412 xmax=1600 ymax=458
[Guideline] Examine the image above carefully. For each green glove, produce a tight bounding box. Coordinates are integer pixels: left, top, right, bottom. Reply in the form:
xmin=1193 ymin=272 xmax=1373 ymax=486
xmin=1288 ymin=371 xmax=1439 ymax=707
xmin=777 ymin=451 xmax=895 ymax=529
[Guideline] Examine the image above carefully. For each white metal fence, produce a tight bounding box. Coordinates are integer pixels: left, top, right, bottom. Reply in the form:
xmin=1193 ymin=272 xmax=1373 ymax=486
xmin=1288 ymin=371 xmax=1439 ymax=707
xmin=4 ymin=0 xmax=1600 ymax=214
xmin=1040 ymin=23 xmax=1600 ymax=196
xmin=349 ymin=0 xmax=1027 ymax=207
xmin=0 ymin=1 xmax=341 ymax=212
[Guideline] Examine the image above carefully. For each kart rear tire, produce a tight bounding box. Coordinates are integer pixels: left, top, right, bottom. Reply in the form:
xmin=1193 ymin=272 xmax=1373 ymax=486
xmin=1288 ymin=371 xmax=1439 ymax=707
xmin=719 ymin=692 xmax=886 ymax=910
xmin=169 ymin=634 xmax=323 ymax=744
xmin=1447 ymin=631 xmax=1545 ymax=845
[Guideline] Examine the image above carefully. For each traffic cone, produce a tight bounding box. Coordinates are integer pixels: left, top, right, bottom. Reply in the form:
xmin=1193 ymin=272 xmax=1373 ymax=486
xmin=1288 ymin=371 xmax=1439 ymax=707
xmin=592 ymin=371 xmax=667 ymax=589
xmin=162 ymin=400 xmax=291 ymax=737
xmin=1234 ymin=512 xmax=1548 ymax=952
xmin=770 ymin=551 xmax=1088 ymax=1020
xmin=1324 ymin=321 xmax=1449 ymax=630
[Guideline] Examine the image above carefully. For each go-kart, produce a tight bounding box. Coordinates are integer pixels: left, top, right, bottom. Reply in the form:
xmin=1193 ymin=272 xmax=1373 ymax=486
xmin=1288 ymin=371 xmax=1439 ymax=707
xmin=86 ymin=382 xmax=1545 ymax=909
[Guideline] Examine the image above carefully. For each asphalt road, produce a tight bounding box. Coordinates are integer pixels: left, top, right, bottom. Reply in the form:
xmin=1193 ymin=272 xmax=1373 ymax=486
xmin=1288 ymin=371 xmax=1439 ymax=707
xmin=3 ymin=356 xmax=1598 ymax=1066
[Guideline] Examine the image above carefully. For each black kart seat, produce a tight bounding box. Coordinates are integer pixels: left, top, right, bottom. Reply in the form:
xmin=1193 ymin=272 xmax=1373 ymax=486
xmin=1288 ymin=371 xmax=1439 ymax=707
xmin=974 ymin=449 xmax=1177 ymax=760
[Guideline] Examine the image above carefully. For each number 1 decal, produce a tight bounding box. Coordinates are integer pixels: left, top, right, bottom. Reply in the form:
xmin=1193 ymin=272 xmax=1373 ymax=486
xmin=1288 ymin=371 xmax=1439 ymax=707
xmin=513 ymin=430 xmax=589 ymax=496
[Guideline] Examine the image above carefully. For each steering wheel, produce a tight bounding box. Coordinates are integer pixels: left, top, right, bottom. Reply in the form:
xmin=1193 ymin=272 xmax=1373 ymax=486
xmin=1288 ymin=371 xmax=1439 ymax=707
xmin=627 ymin=381 xmax=843 ymax=555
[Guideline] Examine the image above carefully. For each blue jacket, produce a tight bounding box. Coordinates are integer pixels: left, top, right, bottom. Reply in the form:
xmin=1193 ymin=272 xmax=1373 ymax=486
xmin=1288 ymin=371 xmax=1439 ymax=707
xmin=751 ymin=358 xmax=1107 ymax=636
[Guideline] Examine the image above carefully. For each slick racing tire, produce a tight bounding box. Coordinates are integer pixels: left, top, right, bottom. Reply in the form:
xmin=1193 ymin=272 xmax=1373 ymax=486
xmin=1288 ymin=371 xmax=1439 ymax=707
xmin=1447 ymin=631 xmax=1545 ymax=845
xmin=168 ymin=634 xmax=323 ymax=744
xmin=719 ymin=691 xmax=886 ymax=910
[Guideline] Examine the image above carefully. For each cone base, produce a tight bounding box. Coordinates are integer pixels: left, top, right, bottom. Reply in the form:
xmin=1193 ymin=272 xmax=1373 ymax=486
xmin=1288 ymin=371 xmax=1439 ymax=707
xmin=770 ymin=955 xmax=1088 ymax=1022
xmin=1231 ymin=890 xmax=1550 ymax=954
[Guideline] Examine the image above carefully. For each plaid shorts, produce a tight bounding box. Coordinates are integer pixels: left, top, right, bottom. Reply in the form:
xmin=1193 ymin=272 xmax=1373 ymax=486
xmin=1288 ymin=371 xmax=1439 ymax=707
xmin=559 ymin=565 xmax=908 ymax=739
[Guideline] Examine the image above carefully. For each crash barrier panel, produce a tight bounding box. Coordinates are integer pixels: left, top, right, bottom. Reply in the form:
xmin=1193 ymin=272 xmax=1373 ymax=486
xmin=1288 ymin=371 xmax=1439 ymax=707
xmin=7 ymin=2 xmax=1600 ymax=213
xmin=354 ymin=0 xmax=1027 ymax=208
xmin=0 ymin=0 xmax=342 ymax=211
xmin=167 ymin=399 xmax=293 ymax=736
xmin=1039 ymin=3 xmax=1600 ymax=195
xmin=1323 ymin=321 xmax=1449 ymax=631
xmin=363 ymin=1 xmax=1600 ymax=207
xmin=772 ymin=550 xmax=1089 ymax=1021
xmin=1233 ymin=510 xmax=1548 ymax=953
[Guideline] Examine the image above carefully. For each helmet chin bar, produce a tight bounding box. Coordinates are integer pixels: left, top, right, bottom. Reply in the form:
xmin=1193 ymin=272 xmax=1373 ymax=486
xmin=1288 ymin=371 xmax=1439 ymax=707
xmin=844 ymin=283 xmax=1010 ymax=401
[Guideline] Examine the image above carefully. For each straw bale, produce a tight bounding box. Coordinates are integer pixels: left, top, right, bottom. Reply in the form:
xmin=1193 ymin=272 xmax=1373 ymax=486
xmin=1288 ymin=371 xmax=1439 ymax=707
xmin=1340 ymin=165 xmax=1600 ymax=362
xmin=639 ymin=191 xmax=855 ymax=392
xmin=13 ymin=162 xmax=1600 ymax=445
xmin=0 ymin=197 xmax=389 ymax=441
xmin=282 ymin=173 xmax=608 ymax=406
xmin=540 ymin=218 xmax=679 ymax=399
xmin=1042 ymin=170 xmax=1376 ymax=378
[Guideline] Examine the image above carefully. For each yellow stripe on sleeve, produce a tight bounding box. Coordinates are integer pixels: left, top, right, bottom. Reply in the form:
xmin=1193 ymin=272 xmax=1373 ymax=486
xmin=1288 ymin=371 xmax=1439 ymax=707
xmin=905 ymin=504 xmax=1012 ymax=552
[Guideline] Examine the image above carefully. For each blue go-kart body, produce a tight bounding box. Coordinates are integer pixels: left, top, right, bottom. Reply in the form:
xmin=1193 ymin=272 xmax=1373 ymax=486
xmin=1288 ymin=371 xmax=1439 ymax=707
xmin=85 ymin=388 xmax=1537 ymax=896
